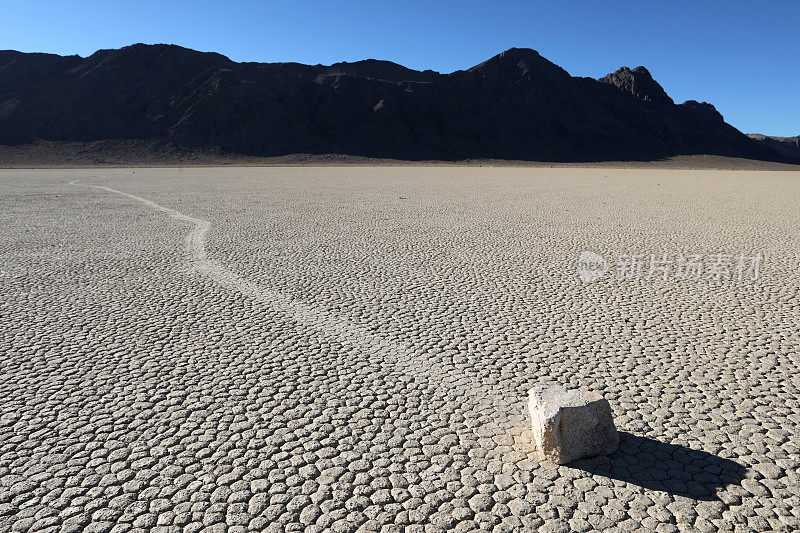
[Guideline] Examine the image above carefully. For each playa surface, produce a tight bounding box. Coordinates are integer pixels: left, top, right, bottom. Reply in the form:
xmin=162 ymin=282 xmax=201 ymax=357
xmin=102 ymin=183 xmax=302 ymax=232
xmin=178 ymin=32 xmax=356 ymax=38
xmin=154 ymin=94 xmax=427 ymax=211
xmin=1 ymin=167 xmax=798 ymax=532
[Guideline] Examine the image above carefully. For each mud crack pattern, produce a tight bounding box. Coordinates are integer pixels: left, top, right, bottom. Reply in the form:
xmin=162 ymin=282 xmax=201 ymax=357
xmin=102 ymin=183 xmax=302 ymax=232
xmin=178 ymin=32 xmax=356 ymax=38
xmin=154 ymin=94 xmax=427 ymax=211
xmin=1 ymin=167 xmax=799 ymax=532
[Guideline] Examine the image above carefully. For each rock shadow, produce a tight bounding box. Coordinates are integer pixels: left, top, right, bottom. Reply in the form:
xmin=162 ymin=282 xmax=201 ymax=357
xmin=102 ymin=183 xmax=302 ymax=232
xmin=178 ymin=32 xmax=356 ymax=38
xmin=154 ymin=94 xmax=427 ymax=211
xmin=568 ymin=432 xmax=747 ymax=501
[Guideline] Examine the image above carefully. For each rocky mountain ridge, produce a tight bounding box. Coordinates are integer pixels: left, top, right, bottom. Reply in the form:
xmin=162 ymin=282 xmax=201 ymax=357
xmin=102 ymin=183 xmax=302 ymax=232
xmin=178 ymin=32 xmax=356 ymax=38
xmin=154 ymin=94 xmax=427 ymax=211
xmin=747 ymin=134 xmax=800 ymax=161
xmin=0 ymin=44 xmax=789 ymax=162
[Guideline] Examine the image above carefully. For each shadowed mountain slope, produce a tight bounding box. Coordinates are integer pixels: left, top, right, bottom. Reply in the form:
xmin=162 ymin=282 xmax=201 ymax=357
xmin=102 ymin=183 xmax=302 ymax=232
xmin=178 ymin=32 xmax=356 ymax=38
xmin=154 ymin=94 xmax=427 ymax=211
xmin=0 ymin=44 xmax=787 ymax=162
xmin=748 ymin=133 xmax=800 ymax=161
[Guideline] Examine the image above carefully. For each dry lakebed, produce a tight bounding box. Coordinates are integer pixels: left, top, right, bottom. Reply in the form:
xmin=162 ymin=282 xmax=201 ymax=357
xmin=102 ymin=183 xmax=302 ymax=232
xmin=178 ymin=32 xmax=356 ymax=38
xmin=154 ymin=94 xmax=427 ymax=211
xmin=1 ymin=167 xmax=799 ymax=532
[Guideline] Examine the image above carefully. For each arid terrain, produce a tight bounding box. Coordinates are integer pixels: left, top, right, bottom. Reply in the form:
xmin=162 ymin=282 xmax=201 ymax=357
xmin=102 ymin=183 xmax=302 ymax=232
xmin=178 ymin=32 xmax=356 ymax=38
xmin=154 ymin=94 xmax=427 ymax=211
xmin=1 ymin=167 xmax=799 ymax=532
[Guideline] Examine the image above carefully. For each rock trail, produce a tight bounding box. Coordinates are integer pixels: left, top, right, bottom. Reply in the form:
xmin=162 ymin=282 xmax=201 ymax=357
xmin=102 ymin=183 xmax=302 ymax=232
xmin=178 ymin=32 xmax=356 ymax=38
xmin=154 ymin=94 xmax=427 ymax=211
xmin=70 ymin=179 xmax=529 ymax=462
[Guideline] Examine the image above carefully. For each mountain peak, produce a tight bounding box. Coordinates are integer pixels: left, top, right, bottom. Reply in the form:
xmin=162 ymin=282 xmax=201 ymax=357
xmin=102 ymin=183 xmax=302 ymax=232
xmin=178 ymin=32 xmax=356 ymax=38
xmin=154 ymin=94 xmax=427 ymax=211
xmin=599 ymin=65 xmax=673 ymax=105
xmin=496 ymin=47 xmax=542 ymax=60
xmin=87 ymin=43 xmax=233 ymax=66
xmin=466 ymin=47 xmax=570 ymax=85
xmin=323 ymin=59 xmax=440 ymax=83
xmin=680 ymin=100 xmax=724 ymax=122
xmin=469 ymin=47 xmax=551 ymax=70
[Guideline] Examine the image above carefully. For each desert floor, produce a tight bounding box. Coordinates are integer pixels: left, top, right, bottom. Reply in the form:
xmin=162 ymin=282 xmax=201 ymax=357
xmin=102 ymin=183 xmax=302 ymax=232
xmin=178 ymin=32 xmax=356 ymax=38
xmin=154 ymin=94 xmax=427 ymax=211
xmin=1 ymin=167 xmax=799 ymax=532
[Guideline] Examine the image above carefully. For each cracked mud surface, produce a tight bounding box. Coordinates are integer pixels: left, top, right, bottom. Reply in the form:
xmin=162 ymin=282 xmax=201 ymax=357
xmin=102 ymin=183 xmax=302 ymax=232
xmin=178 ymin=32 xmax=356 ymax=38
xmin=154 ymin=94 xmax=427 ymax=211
xmin=1 ymin=167 xmax=799 ymax=532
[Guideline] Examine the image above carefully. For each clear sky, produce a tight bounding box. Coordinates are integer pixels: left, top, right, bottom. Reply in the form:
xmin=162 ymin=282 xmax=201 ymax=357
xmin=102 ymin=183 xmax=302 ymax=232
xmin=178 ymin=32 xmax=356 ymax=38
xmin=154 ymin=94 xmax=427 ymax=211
xmin=2 ymin=0 xmax=797 ymax=136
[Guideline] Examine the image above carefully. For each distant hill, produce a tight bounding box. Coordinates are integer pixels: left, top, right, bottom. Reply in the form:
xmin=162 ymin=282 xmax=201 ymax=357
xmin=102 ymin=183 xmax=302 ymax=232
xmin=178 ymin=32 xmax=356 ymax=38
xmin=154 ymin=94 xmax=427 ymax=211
xmin=747 ymin=134 xmax=800 ymax=161
xmin=0 ymin=44 xmax=789 ymax=163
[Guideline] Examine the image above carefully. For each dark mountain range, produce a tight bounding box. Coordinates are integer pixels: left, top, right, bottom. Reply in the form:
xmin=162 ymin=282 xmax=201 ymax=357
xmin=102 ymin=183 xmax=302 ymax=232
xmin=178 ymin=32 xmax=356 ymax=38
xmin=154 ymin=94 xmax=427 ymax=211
xmin=0 ymin=44 xmax=790 ymax=162
xmin=747 ymin=133 xmax=800 ymax=161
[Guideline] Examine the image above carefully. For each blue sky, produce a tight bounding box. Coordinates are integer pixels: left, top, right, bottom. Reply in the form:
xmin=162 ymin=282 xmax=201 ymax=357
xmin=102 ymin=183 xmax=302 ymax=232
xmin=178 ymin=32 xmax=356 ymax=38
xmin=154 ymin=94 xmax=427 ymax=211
xmin=2 ymin=0 xmax=797 ymax=136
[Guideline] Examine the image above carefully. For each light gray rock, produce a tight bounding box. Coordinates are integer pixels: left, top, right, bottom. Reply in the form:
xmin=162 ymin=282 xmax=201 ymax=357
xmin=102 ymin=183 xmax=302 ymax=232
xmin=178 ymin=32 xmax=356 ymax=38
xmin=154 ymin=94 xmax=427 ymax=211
xmin=528 ymin=385 xmax=619 ymax=464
